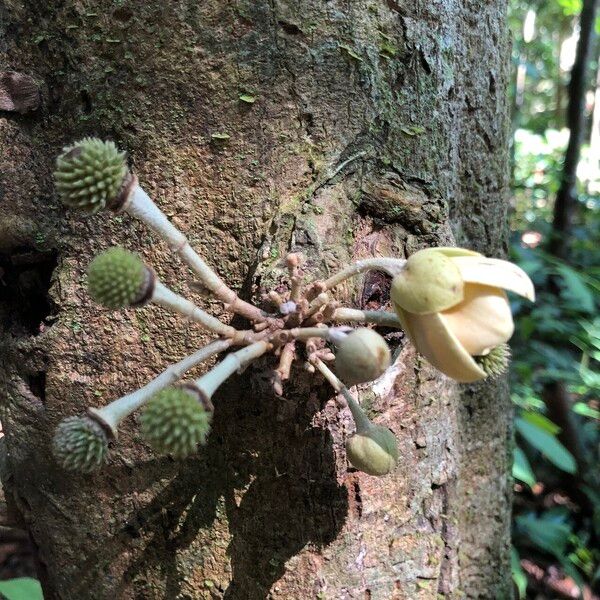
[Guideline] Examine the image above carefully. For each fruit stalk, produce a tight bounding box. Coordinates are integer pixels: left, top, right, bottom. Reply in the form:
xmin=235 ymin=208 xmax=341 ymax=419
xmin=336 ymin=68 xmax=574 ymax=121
xmin=88 ymin=339 xmax=232 ymax=437
xmin=331 ymin=307 xmax=402 ymax=327
xmin=191 ymin=341 xmax=271 ymax=402
xmin=121 ymin=185 xmax=266 ymax=322
xmin=317 ymin=257 xmax=407 ymax=292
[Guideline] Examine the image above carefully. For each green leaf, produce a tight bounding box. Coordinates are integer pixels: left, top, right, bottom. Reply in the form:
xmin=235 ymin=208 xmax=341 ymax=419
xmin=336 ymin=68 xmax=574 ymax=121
xmin=515 ymin=418 xmax=577 ymax=474
xmin=515 ymin=514 xmax=571 ymax=557
xmin=511 ymin=386 xmax=545 ymax=410
xmin=513 ymin=446 xmax=536 ymax=488
xmin=573 ymin=402 xmax=600 ymax=420
xmin=554 ymin=263 xmax=595 ymax=314
xmin=521 ymin=411 xmax=561 ymax=434
xmin=239 ymin=94 xmax=256 ymax=104
xmin=211 ymin=133 xmax=230 ymax=140
xmin=557 ymin=0 xmax=582 ymax=15
xmin=580 ymin=365 xmax=600 ymax=391
xmin=0 ymin=578 xmax=44 ymax=600
xmin=400 ymin=125 xmax=425 ymax=136
xmin=511 ymin=547 xmax=527 ymax=600
xmin=379 ymin=41 xmax=397 ymax=57
xmin=339 ymin=44 xmax=363 ymax=61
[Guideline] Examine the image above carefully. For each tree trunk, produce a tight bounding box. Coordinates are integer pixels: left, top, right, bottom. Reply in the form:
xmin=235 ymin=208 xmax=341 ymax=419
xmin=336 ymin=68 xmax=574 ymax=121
xmin=0 ymin=1 xmax=513 ymax=598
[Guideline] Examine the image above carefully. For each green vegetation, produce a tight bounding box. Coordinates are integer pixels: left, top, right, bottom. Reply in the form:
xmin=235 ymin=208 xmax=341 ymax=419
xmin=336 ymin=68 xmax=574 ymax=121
xmin=0 ymin=577 xmax=43 ymax=600
xmin=508 ymin=0 xmax=599 ymax=595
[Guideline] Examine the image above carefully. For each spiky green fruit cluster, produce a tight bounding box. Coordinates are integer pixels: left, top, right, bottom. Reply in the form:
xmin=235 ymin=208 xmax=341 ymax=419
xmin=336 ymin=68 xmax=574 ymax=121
xmin=87 ymin=247 xmax=147 ymax=309
xmin=141 ymin=387 xmax=212 ymax=459
xmin=54 ymin=137 xmax=127 ymax=214
xmin=475 ymin=343 xmax=511 ymax=378
xmin=52 ymin=416 xmax=109 ymax=473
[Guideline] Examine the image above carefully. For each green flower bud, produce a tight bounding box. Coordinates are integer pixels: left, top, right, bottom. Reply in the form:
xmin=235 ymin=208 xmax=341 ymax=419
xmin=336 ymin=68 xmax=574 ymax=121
xmin=141 ymin=387 xmax=212 ymax=459
xmin=54 ymin=137 xmax=128 ymax=214
xmin=474 ymin=343 xmax=511 ymax=378
xmin=52 ymin=416 xmax=109 ymax=473
xmin=87 ymin=247 xmax=150 ymax=309
xmin=335 ymin=329 xmax=391 ymax=386
xmin=391 ymin=248 xmax=464 ymax=315
xmin=346 ymin=424 xmax=398 ymax=476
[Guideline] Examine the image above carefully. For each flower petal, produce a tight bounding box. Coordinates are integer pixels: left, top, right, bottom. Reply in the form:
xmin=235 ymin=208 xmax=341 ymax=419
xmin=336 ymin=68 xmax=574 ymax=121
xmin=451 ymin=256 xmax=535 ymax=301
xmin=393 ymin=303 xmax=487 ymax=382
xmin=432 ymin=247 xmax=482 ymax=258
xmin=442 ymin=284 xmax=514 ymax=355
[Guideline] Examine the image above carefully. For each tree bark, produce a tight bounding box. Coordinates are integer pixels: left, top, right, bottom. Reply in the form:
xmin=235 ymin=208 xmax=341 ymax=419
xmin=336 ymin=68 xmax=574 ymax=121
xmin=0 ymin=1 xmax=512 ymax=598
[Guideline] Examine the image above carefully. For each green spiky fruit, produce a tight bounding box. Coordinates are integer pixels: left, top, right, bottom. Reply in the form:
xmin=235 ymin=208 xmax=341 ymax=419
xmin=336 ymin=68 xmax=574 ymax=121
xmin=52 ymin=416 xmax=109 ymax=473
xmin=475 ymin=343 xmax=511 ymax=378
xmin=346 ymin=424 xmax=398 ymax=476
xmin=87 ymin=247 xmax=148 ymax=309
xmin=141 ymin=387 xmax=212 ymax=459
xmin=54 ymin=137 xmax=127 ymax=214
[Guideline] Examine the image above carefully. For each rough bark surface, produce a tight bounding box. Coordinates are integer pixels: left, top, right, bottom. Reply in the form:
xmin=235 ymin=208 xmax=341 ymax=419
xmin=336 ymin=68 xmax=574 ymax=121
xmin=0 ymin=1 xmax=512 ymax=598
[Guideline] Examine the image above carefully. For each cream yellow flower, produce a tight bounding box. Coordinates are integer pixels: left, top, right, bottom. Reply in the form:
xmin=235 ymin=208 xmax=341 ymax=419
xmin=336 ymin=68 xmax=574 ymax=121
xmin=391 ymin=247 xmax=534 ymax=382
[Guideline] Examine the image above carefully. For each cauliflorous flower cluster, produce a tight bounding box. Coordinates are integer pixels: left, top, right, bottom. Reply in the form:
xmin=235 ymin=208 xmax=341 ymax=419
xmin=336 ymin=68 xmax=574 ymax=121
xmin=51 ymin=138 xmax=534 ymax=476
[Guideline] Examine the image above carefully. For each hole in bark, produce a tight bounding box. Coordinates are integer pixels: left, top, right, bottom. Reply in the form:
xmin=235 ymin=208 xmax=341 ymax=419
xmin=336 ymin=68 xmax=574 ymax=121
xmin=300 ymin=112 xmax=314 ymax=133
xmin=352 ymin=478 xmax=363 ymax=517
xmin=113 ymin=7 xmax=134 ymax=22
xmin=26 ymin=372 xmax=46 ymax=404
xmin=80 ymin=89 xmax=92 ymax=114
xmin=419 ymin=51 xmax=431 ymax=74
xmin=278 ymin=20 xmax=302 ymax=35
xmin=360 ymin=271 xmax=391 ymax=310
xmin=122 ymin=522 xmax=142 ymax=539
xmin=0 ymin=246 xmax=58 ymax=336
xmin=17 ymin=494 xmax=32 ymax=515
xmin=385 ymin=0 xmax=403 ymax=14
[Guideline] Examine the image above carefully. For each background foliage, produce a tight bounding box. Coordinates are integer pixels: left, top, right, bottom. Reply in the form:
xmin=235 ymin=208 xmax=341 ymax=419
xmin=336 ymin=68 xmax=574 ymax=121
xmin=508 ymin=0 xmax=599 ymax=596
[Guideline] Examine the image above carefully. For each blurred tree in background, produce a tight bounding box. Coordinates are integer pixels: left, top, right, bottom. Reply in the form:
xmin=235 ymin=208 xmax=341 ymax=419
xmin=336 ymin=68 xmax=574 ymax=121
xmin=508 ymin=0 xmax=600 ymax=597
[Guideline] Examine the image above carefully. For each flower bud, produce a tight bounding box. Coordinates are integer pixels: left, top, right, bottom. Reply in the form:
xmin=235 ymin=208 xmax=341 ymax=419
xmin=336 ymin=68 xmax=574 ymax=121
xmin=141 ymin=386 xmax=212 ymax=459
xmin=391 ymin=248 xmax=464 ymax=314
xmin=346 ymin=424 xmax=398 ymax=476
xmin=52 ymin=416 xmax=109 ymax=473
xmin=335 ymin=328 xmax=391 ymax=386
xmin=87 ymin=247 xmax=151 ymax=309
xmin=54 ymin=138 xmax=127 ymax=214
